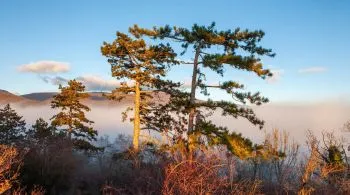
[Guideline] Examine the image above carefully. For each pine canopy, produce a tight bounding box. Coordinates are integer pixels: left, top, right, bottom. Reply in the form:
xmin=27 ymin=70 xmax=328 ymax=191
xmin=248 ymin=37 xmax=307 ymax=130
xmin=128 ymin=22 xmax=275 ymax=158
xmin=101 ymin=31 xmax=177 ymax=150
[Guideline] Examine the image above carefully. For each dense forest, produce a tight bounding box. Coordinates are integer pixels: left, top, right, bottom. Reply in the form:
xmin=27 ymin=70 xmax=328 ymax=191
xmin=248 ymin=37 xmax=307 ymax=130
xmin=1 ymin=23 xmax=350 ymax=195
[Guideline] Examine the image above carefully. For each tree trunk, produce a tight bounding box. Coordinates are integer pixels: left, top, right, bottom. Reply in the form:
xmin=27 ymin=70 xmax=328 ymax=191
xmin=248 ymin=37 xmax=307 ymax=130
xmin=68 ymin=107 xmax=72 ymax=140
xmin=133 ymin=81 xmax=141 ymax=151
xmin=68 ymin=127 xmax=72 ymax=139
xmin=187 ymin=47 xmax=201 ymax=160
xmin=187 ymin=47 xmax=201 ymax=133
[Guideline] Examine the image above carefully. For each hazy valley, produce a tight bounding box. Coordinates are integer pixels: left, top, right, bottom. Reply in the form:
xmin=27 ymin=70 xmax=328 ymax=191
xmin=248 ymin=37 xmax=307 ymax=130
xmin=2 ymin=89 xmax=349 ymax=146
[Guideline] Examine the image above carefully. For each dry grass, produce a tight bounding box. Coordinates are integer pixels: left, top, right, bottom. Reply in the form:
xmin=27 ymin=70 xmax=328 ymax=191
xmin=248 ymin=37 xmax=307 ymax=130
xmin=162 ymin=159 xmax=228 ymax=194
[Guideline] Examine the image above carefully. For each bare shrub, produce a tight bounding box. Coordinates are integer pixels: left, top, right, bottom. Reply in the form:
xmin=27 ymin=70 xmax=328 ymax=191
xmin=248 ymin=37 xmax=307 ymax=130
xmin=343 ymin=120 xmax=350 ymax=132
xmin=298 ymin=130 xmax=350 ymax=194
xmin=162 ymin=157 xmax=228 ymax=194
xmin=298 ymin=131 xmax=321 ymax=195
xmin=100 ymin=136 xmax=166 ymax=195
xmin=234 ymin=129 xmax=300 ymax=194
xmin=0 ymin=145 xmax=21 ymax=194
xmin=264 ymin=129 xmax=300 ymax=193
xmin=162 ymin=147 xmax=261 ymax=195
xmin=21 ymin=136 xmax=79 ymax=194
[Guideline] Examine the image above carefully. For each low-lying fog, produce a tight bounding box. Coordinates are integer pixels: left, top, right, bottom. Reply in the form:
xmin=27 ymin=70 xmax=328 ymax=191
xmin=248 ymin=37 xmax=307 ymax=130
xmin=3 ymin=102 xmax=350 ymax=148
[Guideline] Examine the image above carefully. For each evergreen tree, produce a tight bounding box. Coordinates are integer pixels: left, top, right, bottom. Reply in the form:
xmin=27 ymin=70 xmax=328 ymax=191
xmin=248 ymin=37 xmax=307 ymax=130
xmin=101 ymin=32 xmax=177 ymax=150
xmin=129 ymin=23 xmax=275 ymax=157
xmin=27 ymin=118 xmax=54 ymax=142
xmin=51 ymin=80 xmax=98 ymax=150
xmin=0 ymin=104 xmax=26 ymax=145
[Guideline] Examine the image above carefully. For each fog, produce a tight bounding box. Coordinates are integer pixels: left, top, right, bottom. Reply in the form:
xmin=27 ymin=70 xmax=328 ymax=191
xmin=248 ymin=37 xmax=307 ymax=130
xmin=3 ymin=101 xmax=350 ymax=147
xmin=212 ymin=102 xmax=350 ymax=145
xmin=6 ymin=103 xmax=132 ymax=140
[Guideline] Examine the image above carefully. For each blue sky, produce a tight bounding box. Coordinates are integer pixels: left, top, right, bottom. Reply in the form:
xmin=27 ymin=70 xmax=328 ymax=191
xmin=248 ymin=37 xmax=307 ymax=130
xmin=0 ymin=0 xmax=349 ymax=103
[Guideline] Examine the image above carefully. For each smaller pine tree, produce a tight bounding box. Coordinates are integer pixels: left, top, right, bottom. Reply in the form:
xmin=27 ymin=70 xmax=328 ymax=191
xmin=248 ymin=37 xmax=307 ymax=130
xmin=51 ymin=80 xmax=98 ymax=150
xmin=27 ymin=118 xmax=54 ymax=142
xmin=0 ymin=104 xmax=26 ymax=145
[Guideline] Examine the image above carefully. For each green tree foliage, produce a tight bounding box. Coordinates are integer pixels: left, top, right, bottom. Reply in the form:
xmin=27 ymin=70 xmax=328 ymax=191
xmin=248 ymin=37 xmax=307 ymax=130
xmin=51 ymin=80 xmax=98 ymax=150
xmin=318 ymin=131 xmax=346 ymax=166
xmin=0 ymin=104 xmax=26 ymax=145
xmin=328 ymin=145 xmax=343 ymax=165
xmin=27 ymin=118 xmax=54 ymax=142
xmin=129 ymin=22 xmax=275 ymax=158
xmin=101 ymin=31 xmax=177 ymax=150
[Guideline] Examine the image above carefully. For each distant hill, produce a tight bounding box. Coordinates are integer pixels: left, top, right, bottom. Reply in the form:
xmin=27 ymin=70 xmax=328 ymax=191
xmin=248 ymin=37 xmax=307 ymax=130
xmin=0 ymin=89 xmax=30 ymax=104
xmin=22 ymin=92 xmax=112 ymax=102
xmin=22 ymin=92 xmax=57 ymax=101
xmin=0 ymin=89 xmax=167 ymax=106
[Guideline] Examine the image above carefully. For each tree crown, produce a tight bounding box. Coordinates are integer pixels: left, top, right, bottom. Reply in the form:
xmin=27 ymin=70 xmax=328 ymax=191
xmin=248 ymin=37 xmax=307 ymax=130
xmin=51 ymin=80 xmax=98 ymax=148
xmin=0 ymin=104 xmax=26 ymax=145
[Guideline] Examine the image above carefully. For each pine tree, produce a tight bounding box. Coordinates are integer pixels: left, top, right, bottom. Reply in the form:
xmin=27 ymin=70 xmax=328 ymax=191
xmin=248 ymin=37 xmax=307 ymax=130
xmin=27 ymin=118 xmax=54 ymax=142
xmin=101 ymin=32 xmax=177 ymax=151
xmin=0 ymin=104 xmax=26 ymax=145
xmin=129 ymin=23 xmax=275 ymax=157
xmin=51 ymin=80 xmax=98 ymax=150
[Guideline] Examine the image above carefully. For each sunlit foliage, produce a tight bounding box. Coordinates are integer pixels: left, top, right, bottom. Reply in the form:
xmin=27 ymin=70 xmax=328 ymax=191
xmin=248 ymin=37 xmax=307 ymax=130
xmin=129 ymin=22 xmax=275 ymax=157
xmin=101 ymin=31 xmax=177 ymax=150
xmin=51 ymin=80 xmax=98 ymax=150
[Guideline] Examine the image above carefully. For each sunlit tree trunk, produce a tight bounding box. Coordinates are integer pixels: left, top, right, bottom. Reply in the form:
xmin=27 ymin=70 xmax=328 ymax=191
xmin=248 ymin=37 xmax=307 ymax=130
xmin=188 ymin=47 xmax=201 ymax=159
xmin=187 ymin=47 xmax=201 ymax=134
xmin=133 ymin=81 xmax=141 ymax=151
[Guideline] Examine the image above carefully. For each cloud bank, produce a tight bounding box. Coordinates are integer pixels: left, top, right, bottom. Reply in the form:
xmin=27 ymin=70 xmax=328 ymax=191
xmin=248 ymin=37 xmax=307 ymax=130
xmin=298 ymin=66 xmax=327 ymax=74
xmin=76 ymin=75 xmax=122 ymax=91
xmin=5 ymin=101 xmax=350 ymax=146
xmin=40 ymin=76 xmax=68 ymax=86
xmin=40 ymin=75 xmax=134 ymax=91
xmin=18 ymin=61 xmax=70 ymax=74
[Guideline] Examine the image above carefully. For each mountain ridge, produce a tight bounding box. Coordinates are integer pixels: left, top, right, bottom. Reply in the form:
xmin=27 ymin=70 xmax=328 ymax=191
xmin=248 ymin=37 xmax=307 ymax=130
xmin=0 ymin=89 xmax=30 ymax=104
xmin=0 ymin=89 xmax=167 ymax=106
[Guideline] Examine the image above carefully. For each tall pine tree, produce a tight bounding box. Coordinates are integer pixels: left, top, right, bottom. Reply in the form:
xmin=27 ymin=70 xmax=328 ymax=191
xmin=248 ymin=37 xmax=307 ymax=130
xmin=51 ymin=80 xmax=98 ymax=150
xmin=129 ymin=23 xmax=275 ymax=158
xmin=101 ymin=32 xmax=177 ymax=151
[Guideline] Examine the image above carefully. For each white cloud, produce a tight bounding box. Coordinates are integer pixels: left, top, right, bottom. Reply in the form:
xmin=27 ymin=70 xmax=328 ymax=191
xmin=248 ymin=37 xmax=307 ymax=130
xmin=76 ymin=75 xmax=119 ymax=91
xmin=267 ymin=69 xmax=284 ymax=84
xmin=17 ymin=61 xmax=70 ymax=73
xmin=76 ymin=75 xmax=134 ymax=91
xmin=298 ymin=67 xmax=327 ymax=74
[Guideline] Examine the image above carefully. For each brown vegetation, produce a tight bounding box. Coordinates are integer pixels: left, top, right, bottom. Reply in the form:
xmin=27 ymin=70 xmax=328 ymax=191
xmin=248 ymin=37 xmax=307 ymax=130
xmin=0 ymin=145 xmax=21 ymax=194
